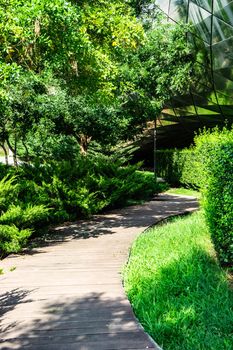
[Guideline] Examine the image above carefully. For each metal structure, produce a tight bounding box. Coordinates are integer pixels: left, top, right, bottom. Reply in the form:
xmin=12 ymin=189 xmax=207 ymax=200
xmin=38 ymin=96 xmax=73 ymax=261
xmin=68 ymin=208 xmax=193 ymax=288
xmin=153 ymin=0 xmax=233 ymax=148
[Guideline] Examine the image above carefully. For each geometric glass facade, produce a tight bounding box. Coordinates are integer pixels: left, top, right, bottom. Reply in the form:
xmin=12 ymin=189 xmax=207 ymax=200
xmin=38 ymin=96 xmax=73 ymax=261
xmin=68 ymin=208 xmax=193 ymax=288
xmin=153 ymin=1 xmax=233 ymax=147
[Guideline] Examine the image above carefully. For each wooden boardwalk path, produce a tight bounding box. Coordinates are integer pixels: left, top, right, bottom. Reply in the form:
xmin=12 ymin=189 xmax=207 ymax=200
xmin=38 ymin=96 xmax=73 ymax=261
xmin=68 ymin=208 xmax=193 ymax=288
xmin=0 ymin=194 xmax=198 ymax=350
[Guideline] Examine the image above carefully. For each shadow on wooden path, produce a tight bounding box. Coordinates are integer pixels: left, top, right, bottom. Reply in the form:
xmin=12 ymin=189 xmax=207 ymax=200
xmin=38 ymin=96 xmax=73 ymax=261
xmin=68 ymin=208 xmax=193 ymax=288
xmin=0 ymin=194 xmax=198 ymax=350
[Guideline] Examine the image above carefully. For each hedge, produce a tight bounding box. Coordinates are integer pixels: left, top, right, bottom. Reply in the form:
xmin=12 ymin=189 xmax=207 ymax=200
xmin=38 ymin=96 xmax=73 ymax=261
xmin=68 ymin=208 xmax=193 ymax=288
xmin=156 ymin=127 xmax=233 ymax=265
xmin=156 ymin=149 xmax=202 ymax=188
xmin=194 ymin=128 xmax=233 ymax=265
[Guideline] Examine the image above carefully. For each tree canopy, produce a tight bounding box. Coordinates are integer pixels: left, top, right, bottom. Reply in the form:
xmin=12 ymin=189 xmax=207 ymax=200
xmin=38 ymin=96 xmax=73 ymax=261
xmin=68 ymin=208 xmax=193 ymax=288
xmin=0 ymin=0 xmax=200 ymax=162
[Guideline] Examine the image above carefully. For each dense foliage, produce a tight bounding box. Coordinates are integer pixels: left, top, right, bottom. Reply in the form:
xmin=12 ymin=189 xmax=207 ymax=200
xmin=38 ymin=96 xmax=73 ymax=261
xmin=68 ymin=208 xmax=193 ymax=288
xmin=0 ymin=155 xmax=166 ymax=256
xmin=157 ymin=127 xmax=233 ymax=265
xmin=0 ymin=1 xmax=198 ymax=254
xmin=0 ymin=0 xmax=200 ymax=162
xmin=195 ymin=128 xmax=233 ymax=265
xmin=0 ymin=0 xmax=143 ymax=158
xmin=156 ymin=149 xmax=202 ymax=188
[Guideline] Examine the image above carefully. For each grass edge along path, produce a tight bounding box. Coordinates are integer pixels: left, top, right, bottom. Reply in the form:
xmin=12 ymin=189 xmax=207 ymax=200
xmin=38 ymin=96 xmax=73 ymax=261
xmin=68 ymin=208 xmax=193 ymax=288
xmin=165 ymin=187 xmax=201 ymax=199
xmin=124 ymin=211 xmax=233 ymax=350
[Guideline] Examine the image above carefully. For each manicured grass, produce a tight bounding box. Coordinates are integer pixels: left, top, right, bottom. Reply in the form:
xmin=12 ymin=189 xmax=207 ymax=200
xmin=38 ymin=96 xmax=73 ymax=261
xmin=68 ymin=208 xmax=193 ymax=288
xmin=166 ymin=187 xmax=202 ymax=199
xmin=124 ymin=211 xmax=233 ymax=350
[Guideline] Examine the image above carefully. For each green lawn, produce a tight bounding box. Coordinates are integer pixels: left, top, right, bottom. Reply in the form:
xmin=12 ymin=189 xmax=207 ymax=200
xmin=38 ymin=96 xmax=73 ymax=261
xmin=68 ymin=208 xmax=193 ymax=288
xmin=124 ymin=211 xmax=233 ymax=350
xmin=166 ymin=187 xmax=202 ymax=199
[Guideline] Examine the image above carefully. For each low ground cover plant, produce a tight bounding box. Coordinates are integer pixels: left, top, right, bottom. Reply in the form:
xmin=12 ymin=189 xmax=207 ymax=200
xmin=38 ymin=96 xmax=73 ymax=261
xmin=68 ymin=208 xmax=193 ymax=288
xmin=0 ymin=154 xmax=166 ymax=256
xmin=124 ymin=211 xmax=233 ymax=350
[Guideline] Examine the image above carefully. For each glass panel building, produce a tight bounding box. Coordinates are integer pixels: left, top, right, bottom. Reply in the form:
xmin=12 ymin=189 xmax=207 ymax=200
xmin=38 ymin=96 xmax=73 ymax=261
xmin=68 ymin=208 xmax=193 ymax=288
xmin=153 ymin=0 xmax=233 ymax=148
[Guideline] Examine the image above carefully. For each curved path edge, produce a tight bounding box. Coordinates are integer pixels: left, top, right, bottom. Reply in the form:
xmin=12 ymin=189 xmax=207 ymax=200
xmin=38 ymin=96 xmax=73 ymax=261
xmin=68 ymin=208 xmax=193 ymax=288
xmin=0 ymin=194 xmax=198 ymax=350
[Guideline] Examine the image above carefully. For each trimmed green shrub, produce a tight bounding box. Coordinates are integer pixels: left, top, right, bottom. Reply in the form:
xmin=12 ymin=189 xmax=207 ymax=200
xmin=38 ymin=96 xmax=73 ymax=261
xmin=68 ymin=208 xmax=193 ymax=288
xmin=194 ymin=128 xmax=233 ymax=265
xmin=156 ymin=149 xmax=202 ymax=188
xmin=157 ymin=127 xmax=233 ymax=265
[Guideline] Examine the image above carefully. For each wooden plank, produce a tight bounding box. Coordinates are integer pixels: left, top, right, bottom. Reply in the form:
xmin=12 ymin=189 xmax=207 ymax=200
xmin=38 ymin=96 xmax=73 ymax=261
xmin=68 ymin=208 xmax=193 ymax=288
xmin=1 ymin=320 xmax=141 ymax=339
xmin=0 ymin=332 xmax=154 ymax=349
xmin=0 ymin=194 xmax=198 ymax=350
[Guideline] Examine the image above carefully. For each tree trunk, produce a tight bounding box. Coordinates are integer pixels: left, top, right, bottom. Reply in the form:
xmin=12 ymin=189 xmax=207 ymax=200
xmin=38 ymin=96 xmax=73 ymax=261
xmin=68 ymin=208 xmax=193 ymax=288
xmin=22 ymin=140 xmax=29 ymax=162
xmin=6 ymin=139 xmax=18 ymax=167
xmin=79 ymin=135 xmax=92 ymax=155
xmin=0 ymin=144 xmax=8 ymax=165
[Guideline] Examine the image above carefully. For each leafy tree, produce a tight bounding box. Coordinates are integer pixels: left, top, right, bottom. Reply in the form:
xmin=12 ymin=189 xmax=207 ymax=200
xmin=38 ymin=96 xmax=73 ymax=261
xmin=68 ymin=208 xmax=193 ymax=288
xmin=0 ymin=64 xmax=42 ymax=165
xmin=0 ymin=0 xmax=203 ymax=158
xmin=0 ymin=0 xmax=146 ymax=156
xmin=126 ymin=0 xmax=152 ymax=15
xmin=115 ymin=19 xmax=203 ymax=140
xmin=0 ymin=0 xmax=144 ymax=94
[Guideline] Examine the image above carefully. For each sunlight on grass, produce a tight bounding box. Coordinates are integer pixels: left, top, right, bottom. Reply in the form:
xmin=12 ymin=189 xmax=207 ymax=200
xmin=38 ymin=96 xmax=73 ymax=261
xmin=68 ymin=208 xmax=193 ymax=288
xmin=166 ymin=187 xmax=202 ymax=199
xmin=124 ymin=211 xmax=233 ymax=350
